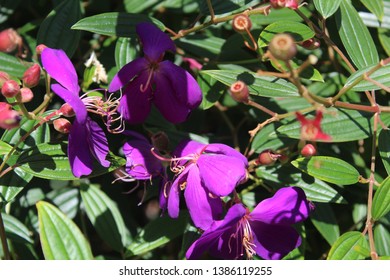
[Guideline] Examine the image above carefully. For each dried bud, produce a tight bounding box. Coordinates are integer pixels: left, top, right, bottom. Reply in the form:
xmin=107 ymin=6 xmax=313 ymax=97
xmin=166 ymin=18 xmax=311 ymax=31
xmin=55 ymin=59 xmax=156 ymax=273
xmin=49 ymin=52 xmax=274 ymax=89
xmin=0 ymin=28 xmax=22 ymax=53
xmin=20 ymin=87 xmax=34 ymax=103
xmin=232 ymin=14 xmax=252 ymax=33
xmin=301 ymin=38 xmax=321 ymax=50
xmin=256 ymin=150 xmax=281 ymax=166
xmin=268 ymin=33 xmax=297 ymax=61
xmin=22 ymin=64 xmax=41 ymax=88
xmin=0 ymin=102 xmax=20 ymax=129
xmin=0 ymin=71 xmax=10 ymax=88
xmin=59 ymin=103 xmax=75 ymax=117
xmin=229 ymin=81 xmax=249 ymax=103
xmin=53 ymin=118 xmax=72 ymax=134
xmin=301 ymin=144 xmax=317 ymax=157
xmin=35 ymin=44 xmax=48 ymax=56
xmin=1 ymin=80 xmax=20 ymax=98
xmin=151 ymin=131 xmax=170 ymax=153
xmin=270 ymin=0 xmax=286 ymax=9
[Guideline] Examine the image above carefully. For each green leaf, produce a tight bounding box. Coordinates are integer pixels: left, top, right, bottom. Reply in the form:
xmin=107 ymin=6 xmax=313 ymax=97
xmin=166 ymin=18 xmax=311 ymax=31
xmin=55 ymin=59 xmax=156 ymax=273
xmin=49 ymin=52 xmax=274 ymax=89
xmin=258 ymin=21 xmax=315 ymax=48
xmin=327 ymin=231 xmax=369 ymax=260
xmin=251 ymin=7 xmax=310 ymax=25
xmin=360 ymin=0 xmax=384 ymax=21
xmin=17 ymin=142 xmax=126 ymax=180
xmin=200 ymin=70 xmax=299 ymax=98
xmin=124 ymin=0 xmax=159 ymax=13
xmin=344 ymin=63 xmax=390 ymax=92
xmin=310 ymin=203 xmax=340 ymax=246
xmin=336 ymin=1 xmax=379 ymax=69
xmin=379 ymin=28 xmax=390 ymax=57
xmin=125 ymin=212 xmax=189 ymax=257
xmin=72 ymin=12 xmax=165 ymax=37
xmin=313 ymin=0 xmax=342 ymax=18
xmin=374 ymin=223 xmax=390 ymax=256
xmin=0 ymin=141 xmax=12 ymax=156
xmin=80 ymin=184 xmax=129 ymax=252
xmin=372 ymin=176 xmax=390 ymax=220
xmin=46 ymin=187 xmax=79 ymax=220
xmin=0 ymin=52 xmax=30 ymax=77
xmin=379 ymin=129 xmax=390 ymax=175
xmin=177 ymin=35 xmax=225 ymax=59
xmin=197 ymin=71 xmax=225 ymax=110
xmin=3 ymin=213 xmax=33 ymax=244
xmin=251 ymin=122 xmax=296 ymax=152
xmin=198 ymin=0 xmax=257 ymax=16
xmin=0 ymin=0 xmax=22 ymax=24
xmin=37 ymin=201 xmax=93 ymax=260
xmin=291 ymin=156 xmax=360 ymax=185
xmin=115 ymin=37 xmax=139 ymax=71
xmin=36 ymin=0 xmax=83 ymax=57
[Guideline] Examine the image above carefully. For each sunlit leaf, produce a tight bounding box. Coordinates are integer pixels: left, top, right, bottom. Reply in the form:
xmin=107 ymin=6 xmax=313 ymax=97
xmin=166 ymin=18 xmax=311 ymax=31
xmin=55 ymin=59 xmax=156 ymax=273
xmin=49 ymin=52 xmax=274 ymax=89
xmin=310 ymin=203 xmax=340 ymax=246
xmin=372 ymin=176 xmax=390 ymax=220
xmin=313 ymin=0 xmax=342 ymax=18
xmin=379 ymin=129 xmax=390 ymax=175
xmin=327 ymin=231 xmax=369 ymax=260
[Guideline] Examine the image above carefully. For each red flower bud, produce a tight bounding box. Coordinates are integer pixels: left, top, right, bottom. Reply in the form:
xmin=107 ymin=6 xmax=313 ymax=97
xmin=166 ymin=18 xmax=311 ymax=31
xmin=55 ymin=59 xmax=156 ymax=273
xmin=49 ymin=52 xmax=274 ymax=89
xmin=0 ymin=71 xmax=10 ymax=88
xmin=1 ymin=80 xmax=20 ymax=98
xmin=301 ymin=144 xmax=317 ymax=157
xmin=301 ymin=38 xmax=321 ymax=50
xmin=151 ymin=131 xmax=170 ymax=153
xmin=232 ymin=14 xmax=252 ymax=33
xmin=0 ymin=102 xmax=20 ymax=129
xmin=22 ymin=64 xmax=41 ymax=88
xmin=53 ymin=118 xmax=72 ymax=134
xmin=229 ymin=81 xmax=249 ymax=103
xmin=256 ymin=150 xmax=281 ymax=165
xmin=0 ymin=28 xmax=22 ymax=53
xmin=35 ymin=44 xmax=48 ymax=56
xmin=268 ymin=33 xmax=297 ymax=61
xmin=59 ymin=103 xmax=75 ymax=117
xmin=20 ymin=87 xmax=34 ymax=103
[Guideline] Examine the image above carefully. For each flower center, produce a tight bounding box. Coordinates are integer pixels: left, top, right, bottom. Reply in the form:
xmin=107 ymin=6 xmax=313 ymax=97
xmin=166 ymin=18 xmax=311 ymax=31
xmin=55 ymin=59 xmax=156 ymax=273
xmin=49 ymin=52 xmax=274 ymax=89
xmin=229 ymin=212 xmax=256 ymax=259
xmin=301 ymin=123 xmax=319 ymax=140
xmin=140 ymin=62 xmax=159 ymax=93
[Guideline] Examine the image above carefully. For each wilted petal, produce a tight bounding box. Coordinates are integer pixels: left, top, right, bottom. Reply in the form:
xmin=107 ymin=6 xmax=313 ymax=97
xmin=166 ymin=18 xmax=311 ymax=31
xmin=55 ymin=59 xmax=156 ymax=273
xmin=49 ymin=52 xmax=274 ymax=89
xmin=68 ymin=120 xmax=93 ymax=177
xmin=108 ymin=58 xmax=148 ymax=92
xmin=41 ymin=48 xmax=80 ymax=94
xmin=184 ymin=167 xmax=222 ymax=230
xmin=204 ymin=143 xmax=248 ymax=165
xmin=87 ymin=118 xmax=109 ymax=168
xmin=197 ymin=154 xmax=247 ymax=196
xmin=250 ymin=187 xmax=310 ymax=225
xmin=250 ymin=221 xmax=301 ymax=260
xmin=159 ymin=61 xmax=202 ymax=109
xmin=136 ymin=22 xmax=176 ymax=61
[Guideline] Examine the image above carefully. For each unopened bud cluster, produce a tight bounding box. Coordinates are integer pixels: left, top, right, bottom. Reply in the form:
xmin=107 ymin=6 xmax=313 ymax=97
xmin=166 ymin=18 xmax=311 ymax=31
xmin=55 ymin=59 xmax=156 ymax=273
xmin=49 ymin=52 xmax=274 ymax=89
xmin=0 ymin=102 xmax=20 ymax=129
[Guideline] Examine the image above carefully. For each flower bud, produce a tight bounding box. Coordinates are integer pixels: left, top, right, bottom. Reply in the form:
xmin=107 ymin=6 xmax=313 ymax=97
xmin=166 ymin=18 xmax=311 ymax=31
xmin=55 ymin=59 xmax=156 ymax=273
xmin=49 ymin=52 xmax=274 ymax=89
xmin=53 ymin=118 xmax=72 ymax=134
xmin=255 ymin=150 xmax=281 ymax=166
xmin=232 ymin=14 xmax=252 ymax=33
xmin=151 ymin=131 xmax=170 ymax=153
xmin=285 ymin=0 xmax=300 ymax=9
xmin=35 ymin=44 xmax=47 ymax=56
xmin=301 ymin=144 xmax=317 ymax=157
xmin=0 ymin=102 xmax=20 ymax=129
xmin=0 ymin=28 xmax=22 ymax=53
xmin=20 ymin=87 xmax=34 ymax=103
xmin=229 ymin=81 xmax=249 ymax=103
xmin=0 ymin=71 xmax=10 ymax=88
xmin=1 ymin=80 xmax=20 ymax=98
xmin=268 ymin=33 xmax=297 ymax=61
xmin=301 ymin=38 xmax=321 ymax=50
xmin=270 ymin=0 xmax=286 ymax=9
xmin=59 ymin=103 xmax=75 ymax=117
xmin=22 ymin=64 xmax=41 ymax=88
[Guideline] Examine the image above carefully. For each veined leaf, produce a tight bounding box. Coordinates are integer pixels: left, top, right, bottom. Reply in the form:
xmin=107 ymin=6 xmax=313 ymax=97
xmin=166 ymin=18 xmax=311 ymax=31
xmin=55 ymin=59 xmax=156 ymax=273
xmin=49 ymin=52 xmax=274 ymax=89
xmin=374 ymin=223 xmax=390 ymax=256
xmin=379 ymin=28 xmax=390 ymax=57
xmin=3 ymin=213 xmax=33 ymax=244
xmin=197 ymin=71 xmax=225 ymax=110
xmin=310 ymin=203 xmax=340 ymax=246
xmin=379 ymin=129 xmax=390 ymax=175
xmin=360 ymin=0 xmax=384 ymax=21
xmin=124 ymin=0 xmax=159 ymax=13
xmin=198 ymin=0 xmax=257 ymax=16
xmin=0 ymin=141 xmax=12 ymax=156
xmin=343 ymin=63 xmax=390 ymax=92
xmin=115 ymin=37 xmax=139 ymax=71
xmin=327 ymin=231 xmax=369 ymax=260
xmin=372 ymin=176 xmax=390 ymax=220
xmin=0 ymin=52 xmax=30 ymax=77
xmin=313 ymin=0 xmax=342 ymax=18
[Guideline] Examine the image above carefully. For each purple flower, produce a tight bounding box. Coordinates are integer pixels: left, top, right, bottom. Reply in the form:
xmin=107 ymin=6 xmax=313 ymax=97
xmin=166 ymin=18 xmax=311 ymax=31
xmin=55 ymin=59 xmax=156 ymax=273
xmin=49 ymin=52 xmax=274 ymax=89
xmin=186 ymin=187 xmax=310 ymax=260
xmin=164 ymin=139 xmax=248 ymax=230
xmin=41 ymin=48 xmax=109 ymax=177
xmin=109 ymin=22 xmax=202 ymax=124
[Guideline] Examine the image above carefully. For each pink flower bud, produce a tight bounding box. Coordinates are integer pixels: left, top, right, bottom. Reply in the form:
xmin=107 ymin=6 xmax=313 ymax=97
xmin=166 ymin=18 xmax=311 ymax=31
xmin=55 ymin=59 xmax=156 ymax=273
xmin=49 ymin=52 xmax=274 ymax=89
xmin=35 ymin=44 xmax=48 ymax=56
xmin=53 ymin=118 xmax=72 ymax=134
xmin=59 ymin=103 xmax=75 ymax=117
xmin=301 ymin=144 xmax=317 ymax=157
xmin=301 ymin=38 xmax=321 ymax=50
xmin=256 ymin=150 xmax=281 ymax=165
xmin=0 ymin=71 xmax=10 ymax=88
xmin=270 ymin=0 xmax=286 ymax=9
xmin=232 ymin=14 xmax=252 ymax=33
xmin=22 ymin=64 xmax=41 ymax=88
xmin=229 ymin=81 xmax=249 ymax=103
xmin=285 ymin=0 xmax=300 ymax=9
xmin=268 ymin=33 xmax=297 ymax=61
xmin=1 ymin=80 xmax=20 ymax=98
xmin=151 ymin=131 xmax=170 ymax=153
xmin=0 ymin=102 xmax=20 ymax=129
xmin=20 ymin=87 xmax=34 ymax=103
xmin=0 ymin=28 xmax=22 ymax=53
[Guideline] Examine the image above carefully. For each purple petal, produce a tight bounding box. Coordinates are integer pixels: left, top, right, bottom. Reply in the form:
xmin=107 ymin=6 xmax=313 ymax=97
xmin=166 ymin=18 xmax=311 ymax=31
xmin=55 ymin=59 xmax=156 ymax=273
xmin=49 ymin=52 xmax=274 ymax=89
xmin=68 ymin=120 xmax=93 ymax=177
xmin=250 ymin=222 xmax=301 ymax=260
xmin=172 ymin=139 xmax=206 ymax=158
xmin=51 ymin=84 xmax=87 ymax=123
xmin=204 ymin=143 xmax=248 ymax=165
xmin=136 ymin=22 xmax=176 ymax=61
xmin=41 ymin=48 xmax=80 ymax=94
xmin=168 ymin=169 xmax=189 ymax=219
xmin=87 ymin=118 xmax=109 ymax=168
xmin=250 ymin=187 xmax=310 ymax=225
xmin=108 ymin=58 xmax=148 ymax=92
xmin=159 ymin=61 xmax=202 ymax=109
xmin=197 ymin=154 xmax=247 ymax=196
xmin=184 ymin=166 xmax=222 ymax=230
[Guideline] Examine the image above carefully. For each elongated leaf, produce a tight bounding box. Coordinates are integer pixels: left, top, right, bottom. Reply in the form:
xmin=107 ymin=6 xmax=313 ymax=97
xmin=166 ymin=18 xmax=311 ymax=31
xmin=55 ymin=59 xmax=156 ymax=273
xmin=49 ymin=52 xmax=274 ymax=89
xmin=291 ymin=156 xmax=360 ymax=185
xmin=251 ymin=7 xmax=310 ymax=25
xmin=36 ymin=0 xmax=82 ymax=57
xmin=125 ymin=212 xmax=189 ymax=257
xmin=177 ymin=35 xmax=225 ymax=59
xmin=379 ymin=129 xmax=390 ymax=175
xmin=197 ymin=71 xmax=225 ymax=110
xmin=115 ymin=37 xmax=139 ymax=70
xmin=17 ymin=142 xmax=126 ymax=180
xmin=372 ymin=176 xmax=390 ymax=220
xmin=256 ymin=165 xmax=346 ymax=203
xmin=198 ymin=0 xmax=257 ymax=15
xmin=258 ymin=21 xmax=315 ymax=48
xmin=37 ymin=201 xmax=93 ymax=260
xmin=0 ymin=52 xmax=30 ymax=77
xmin=313 ymin=0 xmax=342 ymax=18
xmin=360 ymin=0 xmax=384 ymax=21
xmin=72 ymin=12 xmax=165 ymax=37
xmin=336 ymin=1 xmax=379 ymax=69
xmin=201 ymin=70 xmax=299 ymax=98
xmin=0 ymin=141 xmax=12 ymax=155
xmin=80 ymin=184 xmax=129 ymax=252
xmin=374 ymin=223 xmax=390 ymax=256
xmin=310 ymin=203 xmax=340 ymax=246
xmin=379 ymin=28 xmax=390 ymax=57
xmin=124 ymin=0 xmax=159 ymax=13
xmin=327 ymin=231 xmax=369 ymax=260
xmin=47 ymin=187 xmax=79 ymax=219
xmin=3 ymin=213 xmax=33 ymax=244
xmin=344 ymin=63 xmax=390 ymax=92
xmin=251 ymin=122 xmax=296 ymax=152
